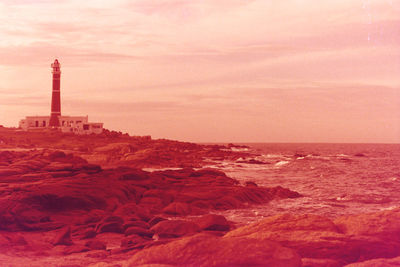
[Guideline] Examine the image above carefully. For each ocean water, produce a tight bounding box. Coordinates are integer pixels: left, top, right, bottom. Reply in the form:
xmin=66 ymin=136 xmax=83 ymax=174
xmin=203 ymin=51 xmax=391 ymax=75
xmin=204 ymin=143 xmax=400 ymax=225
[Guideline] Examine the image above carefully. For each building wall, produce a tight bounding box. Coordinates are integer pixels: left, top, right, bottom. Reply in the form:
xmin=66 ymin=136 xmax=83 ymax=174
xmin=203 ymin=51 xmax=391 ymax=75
xmin=19 ymin=115 xmax=103 ymax=134
xmin=19 ymin=116 xmax=50 ymax=130
xmin=59 ymin=116 xmax=88 ymax=128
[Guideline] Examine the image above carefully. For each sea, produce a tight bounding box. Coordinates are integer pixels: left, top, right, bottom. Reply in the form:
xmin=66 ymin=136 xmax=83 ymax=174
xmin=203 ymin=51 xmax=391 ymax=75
xmin=203 ymin=143 xmax=400 ymax=225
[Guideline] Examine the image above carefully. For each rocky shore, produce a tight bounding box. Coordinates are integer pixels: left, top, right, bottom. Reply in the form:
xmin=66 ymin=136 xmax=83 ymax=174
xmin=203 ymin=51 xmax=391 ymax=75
xmin=0 ymin=127 xmax=399 ymax=266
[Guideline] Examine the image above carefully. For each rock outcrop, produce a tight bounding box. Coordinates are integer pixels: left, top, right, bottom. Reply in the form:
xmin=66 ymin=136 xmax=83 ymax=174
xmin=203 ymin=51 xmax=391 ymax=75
xmin=126 ymin=233 xmax=302 ymax=267
xmin=1 ymin=127 xmax=399 ymax=266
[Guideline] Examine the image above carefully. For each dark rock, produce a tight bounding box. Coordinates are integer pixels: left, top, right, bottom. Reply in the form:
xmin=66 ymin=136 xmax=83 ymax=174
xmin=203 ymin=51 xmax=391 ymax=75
xmin=125 ymin=226 xmax=153 ymax=238
xmin=148 ymin=216 xmax=166 ymax=227
xmin=84 ymin=209 xmax=106 ymax=224
xmin=189 ymin=168 xmax=227 ymax=178
xmin=96 ymin=222 xmax=124 ymax=234
xmin=85 ymin=240 xmax=107 ymax=250
xmin=119 ymin=169 xmax=149 ymax=181
xmin=237 ymin=159 xmax=267 ymax=164
xmin=25 ymin=193 xmax=107 ymax=212
xmin=80 ymin=228 xmax=97 ymax=239
xmin=53 ymin=226 xmax=73 ymax=246
xmin=123 ymin=220 xmax=150 ymax=230
xmin=245 ymin=181 xmax=258 ymax=187
xmin=151 ymin=220 xmax=200 ymax=238
xmin=354 ymin=153 xmax=366 ymax=157
xmin=48 ymin=151 xmax=66 ymax=160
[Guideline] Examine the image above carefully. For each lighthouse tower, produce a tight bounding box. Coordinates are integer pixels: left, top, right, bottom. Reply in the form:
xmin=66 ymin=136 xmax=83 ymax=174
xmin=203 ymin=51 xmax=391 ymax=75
xmin=49 ymin=59 xmax=61 ymax=127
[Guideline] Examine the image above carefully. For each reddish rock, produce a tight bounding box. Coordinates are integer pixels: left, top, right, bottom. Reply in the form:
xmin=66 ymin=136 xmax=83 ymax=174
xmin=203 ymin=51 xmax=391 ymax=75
xmin=226 ymin=211 xmax=400 ymax=264
xmin=0 ymin=168 xmax=24 ymax=176
xmin=42 ymin=162 xmax=74 ymax=172
xmin=0 ymin=233 xmax=28 ymax=248
xmin=143 ymin=189 xmax=174 ymax=206
xmin=101 ymin=215 xmax=124 ymax=224
xmin=195 ymin=214 xmax=230 ymax=231
xmin=120 ymin=234 xmax=152 ymax=250
xmin=53 ymin=226 xmax=73 ymax=246
xmin=267 ymin=186 xmax=302 ymax=199
xmin=48 ymin=151 xmax=66 ymax=160
xmin=63 ymin=244 xmax=90 ymax=255
xmin=134 ymin=206 xmax=152 ymax=222
xmin=148 ymin=216 xmax=166 ymax=227
xmin=334 ymin=208 xmax=400 ymax=238
xmin=151 ymin=220 xmax=200 ymax=238
xmin=126 ymin=233 xmax=301 ymax=267
xmin=345 ymin=256 xmax=400 ymax=267
xmin=80 ymin=163 xmax=102 ymax=173
xmin=84 ymin=209 xmax=106 ymax=224
xmin=119 ymin=169 xmax=149 ymax=181
xmin=162 ymin=202 xmax=192 ymax=216
xmin=139 ymin=197 xmax=164 ymax=211
xmin=189 ymin=168 xmax=227 ymax=178
xmin=96 ymin=222 xmax=124 ymax=234
xmin=114 ymin=203 xmax=139 ymax=218
xmin=245 ymin=181 xmax=258 ymax=187
xmin=123 ymin=220 xmax=150 ymax=230
xmin=85 ymin=240 xmax=107 ymax=250
xmin=125 ymin=226 xmax=153 ymax=238
xmin=302 ymin=258 xmax=342 ymax=267
xmin=79 ymin=228 xmax=97 ymax=239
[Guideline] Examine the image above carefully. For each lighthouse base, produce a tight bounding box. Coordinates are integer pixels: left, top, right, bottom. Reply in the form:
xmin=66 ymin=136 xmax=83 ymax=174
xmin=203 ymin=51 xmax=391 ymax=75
xmin=49 ymin=114 xmax=60 ymax=127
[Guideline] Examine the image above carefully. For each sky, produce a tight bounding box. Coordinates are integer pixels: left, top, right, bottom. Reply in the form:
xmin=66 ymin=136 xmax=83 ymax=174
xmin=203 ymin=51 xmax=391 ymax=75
xmin=0 ymin=0 xmax=399 ymax=143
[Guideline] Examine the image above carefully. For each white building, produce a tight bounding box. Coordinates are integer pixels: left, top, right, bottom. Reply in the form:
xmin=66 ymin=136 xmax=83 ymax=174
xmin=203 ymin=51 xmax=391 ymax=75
xmin=19 ymin=115 xmax=103 ymax=135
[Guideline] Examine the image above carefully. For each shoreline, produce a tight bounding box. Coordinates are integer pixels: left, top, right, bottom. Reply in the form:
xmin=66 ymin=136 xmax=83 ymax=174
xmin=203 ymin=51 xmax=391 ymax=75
xmin=1 ymin=127 xmax=400 ymax=266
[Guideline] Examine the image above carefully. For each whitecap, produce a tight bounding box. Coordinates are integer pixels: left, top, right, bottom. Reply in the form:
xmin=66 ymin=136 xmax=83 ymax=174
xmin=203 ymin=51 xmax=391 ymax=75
xmin=379 ymin=206 xmax=399 ymax=211
xmin=275 ymin=160 xmax=289 ymax=167
xmin=230 ymin=147 xmax=249 ymax=152
xmin=142 ymin=167 xmax=183 ymax=172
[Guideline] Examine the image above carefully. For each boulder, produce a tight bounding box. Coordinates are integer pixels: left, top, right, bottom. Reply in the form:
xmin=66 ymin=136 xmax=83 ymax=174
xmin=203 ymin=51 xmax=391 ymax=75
xmin=226 ymin=211 xmax=400 ymax=264
xmin=225 ymin=213 xmax=350 ymax=261
xmin=195 ymin=214 xmax=230 ymax=231
xmin=334 ymin=208 xmax=400 ymax=238
xmin=344 ymin=256 xmax=400 ymax=267
xmin=151 ymin=220 xmax=200 ymax=238
xmin=126 ymin=233 xmax=301 ymax=267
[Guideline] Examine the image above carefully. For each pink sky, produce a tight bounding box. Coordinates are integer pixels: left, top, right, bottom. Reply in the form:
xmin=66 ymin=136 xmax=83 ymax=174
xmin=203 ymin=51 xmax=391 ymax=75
xmin=0 ymin=0 xmax=399 ymax=143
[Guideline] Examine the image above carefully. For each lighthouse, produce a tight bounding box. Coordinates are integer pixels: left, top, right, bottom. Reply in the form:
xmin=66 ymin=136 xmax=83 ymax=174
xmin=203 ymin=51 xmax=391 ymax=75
xmin=18 ymin=59 xmax=103 ymax=134
xmin=49 ymin=59 xmax=61 ymax=127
